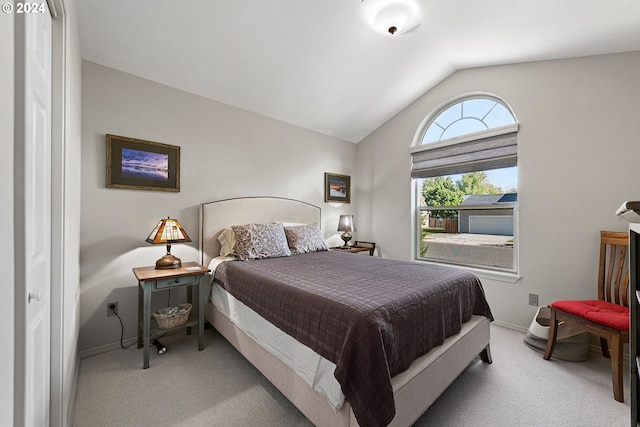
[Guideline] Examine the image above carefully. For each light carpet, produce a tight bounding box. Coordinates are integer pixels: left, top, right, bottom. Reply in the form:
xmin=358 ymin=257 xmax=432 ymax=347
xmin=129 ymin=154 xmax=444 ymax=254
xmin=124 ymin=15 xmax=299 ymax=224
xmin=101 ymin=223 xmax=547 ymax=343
xmin=73 ymin=324 xmax=630 ymax=426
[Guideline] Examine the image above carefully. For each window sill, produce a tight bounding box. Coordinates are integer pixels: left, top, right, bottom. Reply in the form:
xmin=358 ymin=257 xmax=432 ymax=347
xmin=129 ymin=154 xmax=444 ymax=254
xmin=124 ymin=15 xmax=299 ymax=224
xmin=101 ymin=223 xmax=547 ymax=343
xmin=473 ymin=268 xmax=522 ymax=283
xmin=413 ymin=259 xmax=522 ymax=283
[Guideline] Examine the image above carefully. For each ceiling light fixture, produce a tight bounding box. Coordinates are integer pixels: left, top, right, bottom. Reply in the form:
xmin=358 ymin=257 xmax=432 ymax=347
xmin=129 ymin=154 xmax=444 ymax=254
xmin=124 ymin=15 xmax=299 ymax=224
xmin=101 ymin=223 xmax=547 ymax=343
xmin=362 ymin=0 xmax=421 ymax=36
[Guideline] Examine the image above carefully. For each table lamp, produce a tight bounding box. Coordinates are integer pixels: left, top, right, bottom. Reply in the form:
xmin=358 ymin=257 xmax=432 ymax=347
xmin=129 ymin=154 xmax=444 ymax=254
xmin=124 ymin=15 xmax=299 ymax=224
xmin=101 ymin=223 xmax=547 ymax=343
xmin=146 ymin=217 xmax=192 ymax=269
xmin=337 ymin=215 xmax=356 ymax=248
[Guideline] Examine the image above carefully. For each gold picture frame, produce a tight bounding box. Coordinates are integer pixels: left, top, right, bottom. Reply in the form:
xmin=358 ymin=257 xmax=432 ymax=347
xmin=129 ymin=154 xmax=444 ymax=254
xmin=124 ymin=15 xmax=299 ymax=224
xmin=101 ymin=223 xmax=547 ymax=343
xmin=106 ymin=134 xmax=180 ymax=192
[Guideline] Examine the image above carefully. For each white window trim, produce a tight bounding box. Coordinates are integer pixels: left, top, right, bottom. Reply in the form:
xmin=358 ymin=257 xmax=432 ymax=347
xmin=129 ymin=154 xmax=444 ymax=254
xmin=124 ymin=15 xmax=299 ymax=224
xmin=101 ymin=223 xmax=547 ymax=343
xmin=413 ymin=258 xmax=523 ymax=283
xmin=411 ymin=92 xmax=519 ymax=147
xmin=411 ymin=146 xmax=519 ymax=276
xmin=414 ymin=193 xmax=520 ymax=275
xmin=411 ymin=183 xmax=521 ymax=283
xmin=411 ymin=96 xmax=520 ymax=276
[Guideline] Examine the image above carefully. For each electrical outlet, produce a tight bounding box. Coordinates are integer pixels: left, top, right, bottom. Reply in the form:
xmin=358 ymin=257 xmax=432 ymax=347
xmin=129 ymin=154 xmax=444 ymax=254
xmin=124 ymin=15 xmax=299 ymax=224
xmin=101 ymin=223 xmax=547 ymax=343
xmin=107 ymin=302 xmax=118 ymax=317
xmin=528 ymin=293 xmax=539 ymax=306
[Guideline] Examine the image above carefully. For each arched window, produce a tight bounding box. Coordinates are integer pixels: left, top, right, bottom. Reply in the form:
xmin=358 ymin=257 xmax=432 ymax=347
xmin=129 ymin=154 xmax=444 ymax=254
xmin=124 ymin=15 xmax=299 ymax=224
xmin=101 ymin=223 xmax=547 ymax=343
xmin=412 ymin=95 xmax=518 ymax=273
xmin=422 ymin=97 xmax=515 ymax=143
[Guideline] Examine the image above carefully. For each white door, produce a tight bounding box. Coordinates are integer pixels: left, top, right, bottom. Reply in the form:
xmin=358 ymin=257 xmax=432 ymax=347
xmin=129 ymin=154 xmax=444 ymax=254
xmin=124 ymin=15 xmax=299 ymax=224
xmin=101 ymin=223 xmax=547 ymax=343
xmin=21 ymin=7 xmax=52 ymax=427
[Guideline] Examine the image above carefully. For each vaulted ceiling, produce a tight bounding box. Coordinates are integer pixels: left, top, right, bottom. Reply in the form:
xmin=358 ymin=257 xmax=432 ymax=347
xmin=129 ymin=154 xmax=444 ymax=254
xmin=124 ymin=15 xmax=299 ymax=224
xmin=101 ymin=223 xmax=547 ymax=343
xmin=77 ymin=0 xmax=640 ymax=142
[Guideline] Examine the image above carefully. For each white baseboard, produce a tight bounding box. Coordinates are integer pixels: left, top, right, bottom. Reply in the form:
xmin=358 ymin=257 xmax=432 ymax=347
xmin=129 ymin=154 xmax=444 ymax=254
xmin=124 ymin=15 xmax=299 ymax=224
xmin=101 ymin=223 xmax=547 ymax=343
xmin=79 ymin=337 xmax=137 ymax=359
xmin=492 ymin=318 xmax=628 ymax=359
xmin=68 ymin=354 xmax=80 ymax=425
xmin=491 ymin=319 xmax=527 ymax=333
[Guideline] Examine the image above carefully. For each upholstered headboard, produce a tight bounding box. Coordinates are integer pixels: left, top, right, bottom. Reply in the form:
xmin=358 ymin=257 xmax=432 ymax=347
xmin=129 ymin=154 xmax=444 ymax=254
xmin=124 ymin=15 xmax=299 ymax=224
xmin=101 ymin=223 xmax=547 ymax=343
xmin=199 ymin=197 xmax=321 ymax=268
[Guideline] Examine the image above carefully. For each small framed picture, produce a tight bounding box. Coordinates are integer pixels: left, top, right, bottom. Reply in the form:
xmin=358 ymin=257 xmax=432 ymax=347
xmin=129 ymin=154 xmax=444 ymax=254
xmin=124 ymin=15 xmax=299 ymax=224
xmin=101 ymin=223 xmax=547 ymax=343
xmin=106 ymin=134 xmax=180 ymax=192
xmin=324 ymin=173 xmax=351 ymax=203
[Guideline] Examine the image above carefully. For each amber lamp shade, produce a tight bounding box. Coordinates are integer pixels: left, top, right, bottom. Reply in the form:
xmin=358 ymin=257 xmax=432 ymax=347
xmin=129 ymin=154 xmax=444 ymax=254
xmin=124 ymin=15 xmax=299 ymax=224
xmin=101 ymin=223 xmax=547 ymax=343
xmin=146 ymin=217 xmax=192 ymax=269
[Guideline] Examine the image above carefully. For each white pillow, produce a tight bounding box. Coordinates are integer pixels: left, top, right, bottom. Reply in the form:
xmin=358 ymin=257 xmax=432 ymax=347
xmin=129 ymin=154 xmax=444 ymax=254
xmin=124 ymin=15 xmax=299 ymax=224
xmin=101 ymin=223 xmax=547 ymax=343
xmin=218 ymin=228 xmax=237 ymax=257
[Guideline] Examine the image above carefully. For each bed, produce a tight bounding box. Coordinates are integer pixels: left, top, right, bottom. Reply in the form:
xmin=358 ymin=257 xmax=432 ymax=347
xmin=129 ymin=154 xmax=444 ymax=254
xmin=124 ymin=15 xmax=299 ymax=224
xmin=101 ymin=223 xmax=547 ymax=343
xmin=199 ymin=197 xmax=493 ymax=427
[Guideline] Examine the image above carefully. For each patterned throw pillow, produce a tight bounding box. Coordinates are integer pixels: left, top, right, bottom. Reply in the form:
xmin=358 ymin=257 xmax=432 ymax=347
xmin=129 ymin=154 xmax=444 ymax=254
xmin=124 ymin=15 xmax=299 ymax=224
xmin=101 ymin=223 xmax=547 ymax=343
xmin=284 ymin=224 xmax=328 ymax=254
xmin=231 ymin=223 xmax=292 ymax=261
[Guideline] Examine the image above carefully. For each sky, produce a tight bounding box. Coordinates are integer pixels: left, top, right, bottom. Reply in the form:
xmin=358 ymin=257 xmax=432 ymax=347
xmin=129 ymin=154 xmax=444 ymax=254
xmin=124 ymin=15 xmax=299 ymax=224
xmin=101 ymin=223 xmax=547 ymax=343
xmin=445 ymin=166 xmax=517 ymax=194
xmin=485 ymin=167 xmax=517 ymax=192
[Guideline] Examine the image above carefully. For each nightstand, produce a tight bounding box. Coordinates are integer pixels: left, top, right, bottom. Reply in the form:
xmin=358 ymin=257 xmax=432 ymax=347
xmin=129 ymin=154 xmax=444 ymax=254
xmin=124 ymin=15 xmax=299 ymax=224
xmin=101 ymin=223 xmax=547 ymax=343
xmin=133 ymin=262 xmax=210 ymax=369
xmin=331 ymin=241 xmax=376 ymax=256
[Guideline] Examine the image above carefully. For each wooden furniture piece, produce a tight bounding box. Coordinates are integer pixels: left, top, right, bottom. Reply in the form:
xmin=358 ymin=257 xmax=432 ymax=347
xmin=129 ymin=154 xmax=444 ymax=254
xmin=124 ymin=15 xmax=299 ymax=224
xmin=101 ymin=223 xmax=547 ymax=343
xmin=133 ymin=262 xmax=210 ymax=369
xmin=544 ymin=231 xmax=630 ymax=402
xmin=199 ymin=197 xmax=491 ymax=426
xmin=331 ymin=241 xmax=376 ymax=256
xmin=630 ymin=223 xmax=640 ymax=425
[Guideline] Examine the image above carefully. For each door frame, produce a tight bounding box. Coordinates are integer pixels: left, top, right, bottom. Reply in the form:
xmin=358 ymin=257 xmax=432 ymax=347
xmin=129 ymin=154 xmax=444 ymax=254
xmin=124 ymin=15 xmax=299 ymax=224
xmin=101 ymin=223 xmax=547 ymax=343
xmin=49 ymin=1 xmax=79 ymax=426
xmin=13 ymin=0 xmax=72 ymax=426
xmin=14 ymin=4 xmax=53 ymax=426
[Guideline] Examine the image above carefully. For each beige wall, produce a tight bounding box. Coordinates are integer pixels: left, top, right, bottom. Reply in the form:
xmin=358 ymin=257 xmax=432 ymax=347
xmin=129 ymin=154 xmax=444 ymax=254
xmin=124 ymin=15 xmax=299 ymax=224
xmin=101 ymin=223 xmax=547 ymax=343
xmin=80 ymin=61 xmax=356 ymax=353
xmin=81 ymin=52 xmax=640 ymax=349
xmin=356 ymin=52 xmax=640 ymax=329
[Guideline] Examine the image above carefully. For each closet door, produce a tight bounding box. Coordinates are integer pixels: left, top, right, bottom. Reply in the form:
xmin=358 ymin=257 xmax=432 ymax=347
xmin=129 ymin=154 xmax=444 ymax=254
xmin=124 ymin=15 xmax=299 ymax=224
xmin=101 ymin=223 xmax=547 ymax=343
xmin=15 ymin=5 xmax=53 ymax=426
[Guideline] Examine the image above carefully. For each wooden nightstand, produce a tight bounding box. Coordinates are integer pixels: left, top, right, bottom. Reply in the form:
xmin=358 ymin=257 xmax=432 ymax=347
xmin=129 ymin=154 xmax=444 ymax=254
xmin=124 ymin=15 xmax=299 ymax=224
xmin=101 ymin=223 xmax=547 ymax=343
xmin=331 ymin=241 xmax=376 ymax=256
xmin=133 ymin=262 xmax=210 ymax=369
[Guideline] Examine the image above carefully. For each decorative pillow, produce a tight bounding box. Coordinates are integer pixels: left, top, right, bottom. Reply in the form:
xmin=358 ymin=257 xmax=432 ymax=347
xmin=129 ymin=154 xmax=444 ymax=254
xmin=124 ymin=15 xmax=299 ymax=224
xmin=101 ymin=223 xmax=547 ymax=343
xmin=284 ymin=224 xmax=328 ymax=254
xmin=231 ymin=223 xmax=292 ymax=261
xmin=218 ymin=228 xmax=237 ymax=256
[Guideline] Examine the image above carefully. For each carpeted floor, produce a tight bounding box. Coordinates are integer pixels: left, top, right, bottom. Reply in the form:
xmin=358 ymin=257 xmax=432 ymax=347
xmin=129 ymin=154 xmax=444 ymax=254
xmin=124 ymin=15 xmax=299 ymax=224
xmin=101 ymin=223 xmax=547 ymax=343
xmin=73 ymin=324 xmax=630 ymax=426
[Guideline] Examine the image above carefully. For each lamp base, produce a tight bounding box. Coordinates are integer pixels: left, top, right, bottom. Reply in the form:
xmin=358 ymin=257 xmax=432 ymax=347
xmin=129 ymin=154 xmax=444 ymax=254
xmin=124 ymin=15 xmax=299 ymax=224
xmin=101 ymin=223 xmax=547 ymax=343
xmin=155 ymin=254 xmax=182 ymax=269
xmin=340 ymin=232 xmax=352 ymax=248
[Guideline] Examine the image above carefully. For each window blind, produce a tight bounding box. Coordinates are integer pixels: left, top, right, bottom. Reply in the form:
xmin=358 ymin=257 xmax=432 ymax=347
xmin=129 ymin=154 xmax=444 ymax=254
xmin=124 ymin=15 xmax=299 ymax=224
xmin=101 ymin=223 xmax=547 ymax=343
xmin=411 ymin=131 xmax=517 ymax=178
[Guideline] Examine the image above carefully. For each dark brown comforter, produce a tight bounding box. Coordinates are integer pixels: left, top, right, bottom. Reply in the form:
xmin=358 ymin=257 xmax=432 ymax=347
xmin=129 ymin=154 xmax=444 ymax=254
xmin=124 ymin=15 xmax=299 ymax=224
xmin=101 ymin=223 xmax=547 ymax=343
xmin=213 ymin=250 xmax=493 ymax=427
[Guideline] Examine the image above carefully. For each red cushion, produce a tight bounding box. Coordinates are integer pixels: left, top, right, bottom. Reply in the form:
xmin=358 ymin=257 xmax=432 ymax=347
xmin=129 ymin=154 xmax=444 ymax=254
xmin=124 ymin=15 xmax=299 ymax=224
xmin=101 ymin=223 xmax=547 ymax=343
xmin=551 ymin=300 xmax=629 ymax=331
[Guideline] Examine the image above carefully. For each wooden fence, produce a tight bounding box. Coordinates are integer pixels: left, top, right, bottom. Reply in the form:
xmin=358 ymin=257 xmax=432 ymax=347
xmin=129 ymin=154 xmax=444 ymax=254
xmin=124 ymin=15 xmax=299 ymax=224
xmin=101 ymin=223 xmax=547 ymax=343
xmin=427 ymin=217 xmax=459 ymax=233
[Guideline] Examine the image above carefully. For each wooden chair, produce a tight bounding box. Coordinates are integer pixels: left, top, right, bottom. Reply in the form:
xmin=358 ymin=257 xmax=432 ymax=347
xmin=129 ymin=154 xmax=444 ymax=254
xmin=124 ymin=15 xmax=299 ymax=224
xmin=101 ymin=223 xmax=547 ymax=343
xmin=544 ymin=231 xmax=630 ymax=402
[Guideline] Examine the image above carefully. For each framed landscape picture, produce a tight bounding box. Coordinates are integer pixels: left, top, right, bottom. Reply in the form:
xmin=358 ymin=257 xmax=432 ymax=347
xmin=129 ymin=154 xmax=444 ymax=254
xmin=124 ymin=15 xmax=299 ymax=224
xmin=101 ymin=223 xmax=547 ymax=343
xmin=106 ymin=134 xmax=180 ymax=192
xmin=324 ymin=172 xmax=350 ymax=203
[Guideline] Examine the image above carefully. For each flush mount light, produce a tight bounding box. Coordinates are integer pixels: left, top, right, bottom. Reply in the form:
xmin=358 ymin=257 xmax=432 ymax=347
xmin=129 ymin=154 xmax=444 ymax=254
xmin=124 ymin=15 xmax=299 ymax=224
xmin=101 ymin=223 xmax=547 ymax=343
xmin=362 ymin=0 xmax=421 ymax=36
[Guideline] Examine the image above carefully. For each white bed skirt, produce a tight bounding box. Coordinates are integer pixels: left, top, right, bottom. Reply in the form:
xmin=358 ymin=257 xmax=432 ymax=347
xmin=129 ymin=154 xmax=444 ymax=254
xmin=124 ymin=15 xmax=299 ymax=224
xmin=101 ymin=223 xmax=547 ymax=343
xmin=205 ymin=298 xmax=490 ymax=426
xmin=210 ymin=283 xmax=345 ymax=410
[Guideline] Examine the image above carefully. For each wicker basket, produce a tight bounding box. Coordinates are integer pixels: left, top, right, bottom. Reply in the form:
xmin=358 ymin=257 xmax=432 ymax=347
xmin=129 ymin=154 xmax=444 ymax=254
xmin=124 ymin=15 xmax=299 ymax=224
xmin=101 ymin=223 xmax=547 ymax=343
xmin=153 ymin=303 xmax=192 ymax=329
